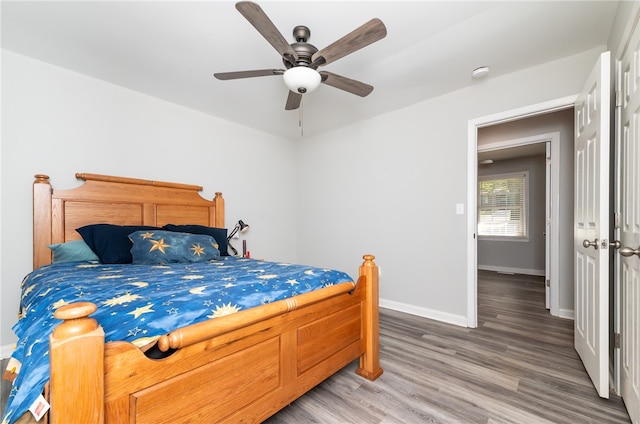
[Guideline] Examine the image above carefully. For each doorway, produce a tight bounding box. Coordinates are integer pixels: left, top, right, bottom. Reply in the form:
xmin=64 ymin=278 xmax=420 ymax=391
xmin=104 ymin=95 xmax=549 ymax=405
xmin=476 ymin=139 xmax=550 ymax=311
xmin=466 ymin=97 xmax=576 ymax=328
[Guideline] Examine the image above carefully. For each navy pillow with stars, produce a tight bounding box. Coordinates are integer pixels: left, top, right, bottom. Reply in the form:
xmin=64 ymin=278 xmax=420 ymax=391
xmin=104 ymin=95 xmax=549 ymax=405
xmin=162 ymin=224 xmax=229 ymax=256
xmin=129 ymin=230 xmax=220 ymax=265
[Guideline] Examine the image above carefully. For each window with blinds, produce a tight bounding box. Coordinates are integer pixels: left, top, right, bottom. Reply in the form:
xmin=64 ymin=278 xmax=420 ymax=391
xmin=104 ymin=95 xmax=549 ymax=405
xmin=478 ymin=172 xmax=528 ymax=239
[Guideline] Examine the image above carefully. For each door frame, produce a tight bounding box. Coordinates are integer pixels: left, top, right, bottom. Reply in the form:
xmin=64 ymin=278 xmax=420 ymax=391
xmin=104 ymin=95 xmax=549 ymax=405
xmin=477 ymin=133 xmax=559 ymax=314
xmin=466 ymin=96 xmax=576 ymax=328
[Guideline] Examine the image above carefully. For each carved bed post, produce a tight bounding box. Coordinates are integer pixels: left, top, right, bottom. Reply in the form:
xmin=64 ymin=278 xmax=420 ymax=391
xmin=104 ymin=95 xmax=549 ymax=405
xmin=356 ymin=254 xmax=383 ymax=380
xmin=33 ymin=174 xmax=52 ymax=269
xmin=50 ymin=302 xmax=105 ymax=424
xmin=213 ymin=192 xmax=225 ymax=228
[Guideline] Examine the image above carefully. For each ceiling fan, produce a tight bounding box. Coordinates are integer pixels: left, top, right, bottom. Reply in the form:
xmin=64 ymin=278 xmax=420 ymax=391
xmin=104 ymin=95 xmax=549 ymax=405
xmin=214 ymin=1 xmax=387 ymax=111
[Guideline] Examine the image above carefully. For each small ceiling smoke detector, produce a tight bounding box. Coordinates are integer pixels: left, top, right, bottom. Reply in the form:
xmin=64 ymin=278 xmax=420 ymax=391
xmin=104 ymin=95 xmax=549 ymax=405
xmin=472 ymin=66 xmax=490 ymax=79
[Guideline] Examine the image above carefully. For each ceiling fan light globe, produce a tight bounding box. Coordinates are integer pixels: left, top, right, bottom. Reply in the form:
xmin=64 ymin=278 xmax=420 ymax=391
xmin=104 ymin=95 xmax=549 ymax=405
xmin=283 ymin=67 xmax=321 ymax=94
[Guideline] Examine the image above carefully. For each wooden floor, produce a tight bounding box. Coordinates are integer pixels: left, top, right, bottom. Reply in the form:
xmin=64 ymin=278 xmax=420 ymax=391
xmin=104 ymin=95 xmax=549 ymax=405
xmin=265 ymin=271 xmax=631 ymax=423
xmin=1 ymin=271 xmax=631 ymax=423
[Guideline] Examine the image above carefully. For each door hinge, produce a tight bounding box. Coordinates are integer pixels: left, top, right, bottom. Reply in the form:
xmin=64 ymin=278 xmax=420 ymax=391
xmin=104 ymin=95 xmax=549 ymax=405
xmin=546 ymin=279 xmax=550 ymax=287
xmin=614 ymin=332 xmax=621 ymax=349
xmin=614 ymin=212 xmax=621 ymax=229
xmin=615 ymin=90 xmax=622 ymax=108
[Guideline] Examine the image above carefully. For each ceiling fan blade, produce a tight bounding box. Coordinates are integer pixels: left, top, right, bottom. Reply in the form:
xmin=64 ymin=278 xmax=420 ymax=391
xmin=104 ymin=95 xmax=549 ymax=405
xmin=236 ymin=1 xmax=298 ymax=66
xmin=320 ymin=71 xmax=373 ymax=97
xmin=214 ymin=69 xmax=284 ymax=80
xmin=311 ymin=18 xmax=387 ymax=67
xmin=285 ymin=91 xmax=302 ymax=110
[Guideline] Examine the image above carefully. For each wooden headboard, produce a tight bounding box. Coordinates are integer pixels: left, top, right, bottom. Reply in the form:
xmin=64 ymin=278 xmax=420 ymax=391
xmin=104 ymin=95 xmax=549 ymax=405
xmin=33 ymin=173 xmax=225 ymax=269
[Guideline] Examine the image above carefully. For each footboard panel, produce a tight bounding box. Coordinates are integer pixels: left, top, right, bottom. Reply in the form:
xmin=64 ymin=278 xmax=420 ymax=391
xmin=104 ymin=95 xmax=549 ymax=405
xmin=132 ymin=338 xmax=280 ymax=423
xmin=297 ymin=303 xmax=362 ymax=374
xmin=103 ymin=283 xmax=366 ymax=423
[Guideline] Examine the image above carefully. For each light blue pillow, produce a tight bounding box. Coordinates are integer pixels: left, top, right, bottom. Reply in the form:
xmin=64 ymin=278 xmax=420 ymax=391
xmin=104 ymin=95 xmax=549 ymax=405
xmin=48 ymin=240 xmax=100 ymax=263
xmin=129 ymin=230 xmax=220 ymax=265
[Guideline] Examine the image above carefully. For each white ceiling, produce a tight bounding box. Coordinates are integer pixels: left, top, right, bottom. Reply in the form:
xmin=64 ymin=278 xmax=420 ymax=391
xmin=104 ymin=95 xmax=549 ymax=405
xmin=1 ymin=1 xmax=619 ymax=139
xmin=477 ymin=142 xmax=547 ymax=163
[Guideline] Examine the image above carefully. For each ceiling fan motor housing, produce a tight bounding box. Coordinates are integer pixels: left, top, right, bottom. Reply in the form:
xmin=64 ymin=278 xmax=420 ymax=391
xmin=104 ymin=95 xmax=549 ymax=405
xmin=284 ymin=25 xmax=318 ymax=69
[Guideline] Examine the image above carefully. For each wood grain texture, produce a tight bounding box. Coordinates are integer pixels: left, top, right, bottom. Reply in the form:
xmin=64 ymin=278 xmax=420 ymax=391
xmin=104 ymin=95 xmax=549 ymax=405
xmin=32 ymin=174 xmax=225 ymax=269
xmin=265 ymin=271 xmax=631 ymax=423
xmin=50 ymin=309 xmax=104 ymax=424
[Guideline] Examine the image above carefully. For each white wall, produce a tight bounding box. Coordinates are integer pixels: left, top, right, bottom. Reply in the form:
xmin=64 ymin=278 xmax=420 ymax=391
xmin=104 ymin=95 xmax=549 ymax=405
xmin=0 ymin=50 xmax=298 ymax=350
xmin=296 ymin=46 xmax=605 ymax=326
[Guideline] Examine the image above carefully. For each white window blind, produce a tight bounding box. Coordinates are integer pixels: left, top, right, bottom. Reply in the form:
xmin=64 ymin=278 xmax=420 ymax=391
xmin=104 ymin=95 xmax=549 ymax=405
xmin=478 ymin=172 xmax=528 ymax=238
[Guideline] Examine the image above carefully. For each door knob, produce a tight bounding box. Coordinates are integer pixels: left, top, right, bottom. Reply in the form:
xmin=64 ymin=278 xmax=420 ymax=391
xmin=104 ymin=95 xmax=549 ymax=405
xmin=583 ymin=239 xmax=598 ymax=249
xmin=619 ymin=246 xmax=640 ymax=258
xmin=611 ymin=241 xmax=640 ymax=257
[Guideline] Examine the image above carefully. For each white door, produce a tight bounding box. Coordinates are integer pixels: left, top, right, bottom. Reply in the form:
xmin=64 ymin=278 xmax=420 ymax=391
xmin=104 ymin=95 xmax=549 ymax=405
xmin=574 ymin=51 xmax=610 ymax=398
xmin=618 ymin=16 xmax=640 ymax=422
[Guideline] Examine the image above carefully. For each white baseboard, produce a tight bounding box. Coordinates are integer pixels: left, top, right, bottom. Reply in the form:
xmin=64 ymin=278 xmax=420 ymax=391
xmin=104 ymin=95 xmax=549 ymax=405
xmin=558 ymin=308 xmax=575 ymax=320
xmin=478 ymin=264 xmax=545 ymax=276
xmin=380 ymin=298 xmax=469 ymax=327
xmin=380 ymin=297 xmax=573 ymax=327
xmin=1 ymin=343 xmax=15 ymax=359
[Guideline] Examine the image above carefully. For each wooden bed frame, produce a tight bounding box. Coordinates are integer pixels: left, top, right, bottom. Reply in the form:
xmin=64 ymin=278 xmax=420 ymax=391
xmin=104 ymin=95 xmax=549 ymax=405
xmin=30 ymin=173 xmax=382 ymax=423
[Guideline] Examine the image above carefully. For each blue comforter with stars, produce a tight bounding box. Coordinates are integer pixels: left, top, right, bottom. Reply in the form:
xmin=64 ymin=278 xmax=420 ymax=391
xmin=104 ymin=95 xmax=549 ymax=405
xmin=2 ymin=256 xmax=352 ymax=424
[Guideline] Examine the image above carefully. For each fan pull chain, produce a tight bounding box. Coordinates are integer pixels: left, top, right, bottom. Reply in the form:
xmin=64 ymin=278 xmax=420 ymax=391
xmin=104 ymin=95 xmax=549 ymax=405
xmin=299 ymin=97 xmax=304 ymax=136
